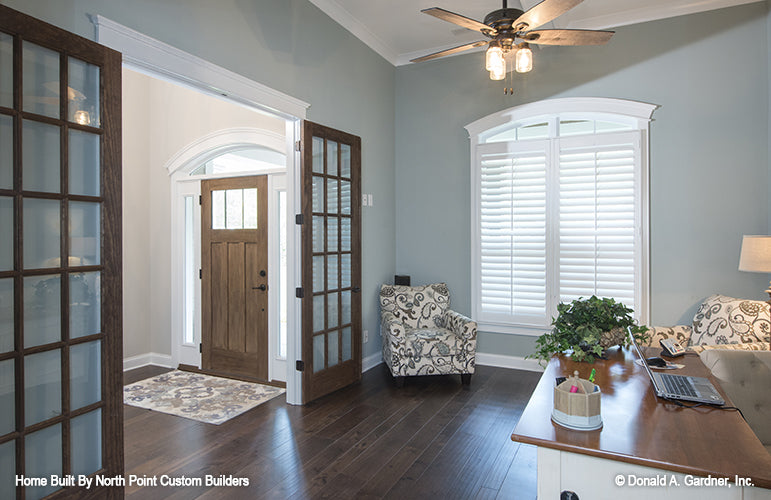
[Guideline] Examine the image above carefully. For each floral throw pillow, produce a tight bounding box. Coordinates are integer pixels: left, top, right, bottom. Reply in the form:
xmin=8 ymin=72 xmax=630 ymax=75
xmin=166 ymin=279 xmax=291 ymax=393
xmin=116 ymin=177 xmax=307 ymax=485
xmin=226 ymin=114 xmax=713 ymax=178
xmin=691 ymin=294 xmax=771 ymax=345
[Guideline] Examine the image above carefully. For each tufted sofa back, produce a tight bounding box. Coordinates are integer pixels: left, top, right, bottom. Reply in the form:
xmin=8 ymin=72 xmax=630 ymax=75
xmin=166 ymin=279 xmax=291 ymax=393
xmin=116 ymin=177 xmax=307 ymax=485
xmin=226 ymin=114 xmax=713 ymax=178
xmin=379 ymin=283 xmax=450 ymax=330
xmin=699 ymin=349 xmax=771 ymax=453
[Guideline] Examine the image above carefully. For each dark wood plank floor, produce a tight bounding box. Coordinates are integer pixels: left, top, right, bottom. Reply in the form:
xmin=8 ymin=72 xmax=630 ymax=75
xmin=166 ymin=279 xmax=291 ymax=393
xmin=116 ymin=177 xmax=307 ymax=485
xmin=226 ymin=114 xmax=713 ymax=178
xmin=123 ymin=364 xmax=541 ymax=499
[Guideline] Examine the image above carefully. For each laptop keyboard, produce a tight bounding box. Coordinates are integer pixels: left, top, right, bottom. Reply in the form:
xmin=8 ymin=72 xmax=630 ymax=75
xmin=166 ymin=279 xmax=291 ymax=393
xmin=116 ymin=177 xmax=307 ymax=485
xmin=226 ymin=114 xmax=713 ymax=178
xmin=660 ymin=374 xmax=697 ymax=397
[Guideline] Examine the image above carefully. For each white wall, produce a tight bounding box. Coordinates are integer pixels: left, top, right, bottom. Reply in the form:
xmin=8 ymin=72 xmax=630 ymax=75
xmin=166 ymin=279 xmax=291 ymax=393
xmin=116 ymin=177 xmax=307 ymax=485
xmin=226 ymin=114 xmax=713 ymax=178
xmin=122 ymin=69 xmax=285 ymax=359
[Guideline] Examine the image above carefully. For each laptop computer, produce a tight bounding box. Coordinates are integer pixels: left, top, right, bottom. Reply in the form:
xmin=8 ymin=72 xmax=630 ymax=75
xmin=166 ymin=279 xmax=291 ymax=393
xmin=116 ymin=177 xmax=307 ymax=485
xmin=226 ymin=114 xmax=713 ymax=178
xmin=628 ymin=328 xmax=724 ymax=405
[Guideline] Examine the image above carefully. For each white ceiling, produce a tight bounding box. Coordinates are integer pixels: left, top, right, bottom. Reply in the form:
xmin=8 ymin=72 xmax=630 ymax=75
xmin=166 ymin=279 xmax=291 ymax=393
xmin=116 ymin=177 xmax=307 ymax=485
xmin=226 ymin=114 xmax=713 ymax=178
xmin=308 ymin=0 xmax=763 ymax=66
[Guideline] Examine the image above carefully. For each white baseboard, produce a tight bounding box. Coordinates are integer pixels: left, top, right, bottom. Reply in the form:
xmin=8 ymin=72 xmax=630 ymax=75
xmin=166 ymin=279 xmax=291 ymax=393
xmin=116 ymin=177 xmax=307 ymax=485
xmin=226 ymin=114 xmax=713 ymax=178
xmin=362 ymin=352 xmax=383 ymax=373
xmin=123 ymin=352 xmax=174 ymax=372
xmin=475 ymin=352 xmax=545 ymax=372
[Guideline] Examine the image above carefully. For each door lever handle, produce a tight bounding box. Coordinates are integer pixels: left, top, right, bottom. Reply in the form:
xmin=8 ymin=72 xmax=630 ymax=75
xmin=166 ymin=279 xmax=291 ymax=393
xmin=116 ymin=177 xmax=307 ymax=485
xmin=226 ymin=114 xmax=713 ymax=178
xmin=253 ymin=284 xmax=267 ymax=291
xmin=352 ymin=286 xmax=361 ymax=293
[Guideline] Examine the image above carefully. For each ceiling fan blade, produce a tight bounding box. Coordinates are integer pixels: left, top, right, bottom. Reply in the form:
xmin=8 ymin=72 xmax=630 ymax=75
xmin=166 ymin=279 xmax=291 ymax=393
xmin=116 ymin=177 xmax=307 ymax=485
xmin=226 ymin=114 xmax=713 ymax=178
xmin=522 ymin=29 xmax=614 ymax=46
xmin=410 ymin=40 xmax=490 ymax=63
xmin=513 ymin=0 xmax=584 ymax=31
xmin=422 ymin=8 xmax=496 ymax=35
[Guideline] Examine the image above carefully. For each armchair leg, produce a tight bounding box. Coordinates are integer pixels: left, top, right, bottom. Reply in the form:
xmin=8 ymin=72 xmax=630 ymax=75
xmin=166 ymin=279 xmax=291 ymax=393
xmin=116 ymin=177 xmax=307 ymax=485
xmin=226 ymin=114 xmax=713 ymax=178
xmin=394 ymin=376 xmax=405 ymax=388
xmin=461 ymin=373 xmax=472 ymax=386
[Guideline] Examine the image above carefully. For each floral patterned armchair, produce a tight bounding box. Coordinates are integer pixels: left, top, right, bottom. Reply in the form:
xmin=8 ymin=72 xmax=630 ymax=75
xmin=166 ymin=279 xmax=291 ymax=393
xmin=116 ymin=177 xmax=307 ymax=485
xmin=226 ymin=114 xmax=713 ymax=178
xmin=379 ymin=283 xmax=477 ymax=386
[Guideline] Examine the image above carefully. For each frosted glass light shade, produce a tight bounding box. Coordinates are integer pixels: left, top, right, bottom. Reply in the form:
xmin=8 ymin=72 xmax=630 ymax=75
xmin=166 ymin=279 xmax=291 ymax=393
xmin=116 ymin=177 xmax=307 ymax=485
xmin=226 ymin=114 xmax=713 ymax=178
xmin=485 ymin=43 xmax=503 ymax=71
xmin=490 ymin=63 xmax=506 ymax=81
xmin=515 ymin=44 xmax=533 ymax=73
xmin=738 ymin=235 xmax=771 ymax=272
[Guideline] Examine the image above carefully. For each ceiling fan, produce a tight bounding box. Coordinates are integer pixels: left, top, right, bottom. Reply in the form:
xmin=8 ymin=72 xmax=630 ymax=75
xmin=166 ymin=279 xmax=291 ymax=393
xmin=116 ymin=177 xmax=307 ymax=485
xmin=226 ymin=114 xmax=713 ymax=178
xmin=411 ymin=0 xmax=614 ymax=86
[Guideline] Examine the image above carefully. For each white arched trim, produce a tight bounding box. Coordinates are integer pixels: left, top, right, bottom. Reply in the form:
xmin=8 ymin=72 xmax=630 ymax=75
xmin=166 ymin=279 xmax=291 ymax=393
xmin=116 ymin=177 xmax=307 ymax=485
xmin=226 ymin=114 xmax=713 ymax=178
xmin=465 ymin=97 xmax=658 ymax=142
xmin=165 ymin=127 xmax=286 ymax=176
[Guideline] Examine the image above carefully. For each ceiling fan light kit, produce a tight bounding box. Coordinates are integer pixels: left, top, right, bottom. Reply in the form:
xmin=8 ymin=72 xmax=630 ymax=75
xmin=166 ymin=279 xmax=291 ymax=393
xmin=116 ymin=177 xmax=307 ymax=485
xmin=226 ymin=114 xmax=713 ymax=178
xmin=412 ymin=0 xmax=614 ymax=93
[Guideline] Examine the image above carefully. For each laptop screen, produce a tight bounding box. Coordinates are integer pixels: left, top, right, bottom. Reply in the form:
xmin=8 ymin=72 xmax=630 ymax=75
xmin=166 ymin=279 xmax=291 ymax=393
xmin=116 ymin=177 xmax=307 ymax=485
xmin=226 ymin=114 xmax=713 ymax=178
xmin=627 ymin=327 xmax=662 ymax=393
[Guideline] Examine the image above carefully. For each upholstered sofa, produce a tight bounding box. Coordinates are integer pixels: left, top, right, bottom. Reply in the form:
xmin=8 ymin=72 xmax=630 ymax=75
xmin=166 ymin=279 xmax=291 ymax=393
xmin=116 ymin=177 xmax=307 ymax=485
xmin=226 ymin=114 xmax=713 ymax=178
xmin=646 ymin=294 xmax=771 ymax=454
xmin=379 ymin=283 xmax=477 ymax=386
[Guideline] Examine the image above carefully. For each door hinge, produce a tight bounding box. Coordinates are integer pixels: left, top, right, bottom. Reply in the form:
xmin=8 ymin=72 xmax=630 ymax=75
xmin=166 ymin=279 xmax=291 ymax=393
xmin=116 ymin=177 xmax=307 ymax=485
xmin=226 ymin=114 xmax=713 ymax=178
xmin=199 ymin=343 xmax=202 ymax=353
xmin=295 ymin=214 xmax=304 ymax=225
xmin=199 ymin=269 xmax=202 ymax=279
xmin=199 ymin=195 xmax=202 ymax=205
xmin=295 ymin=287 xmax=304 ymax=299
xmin=295 ymin=140 xmax=302 ymax=152
xmin=296 ymin=360 xmax=305 ymax=372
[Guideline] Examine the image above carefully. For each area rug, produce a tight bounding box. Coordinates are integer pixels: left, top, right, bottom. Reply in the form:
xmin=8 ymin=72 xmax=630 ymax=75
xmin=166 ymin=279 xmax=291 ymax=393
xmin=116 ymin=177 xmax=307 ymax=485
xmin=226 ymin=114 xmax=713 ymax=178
xmin=124 ymin=370 xmax=285 ymax=425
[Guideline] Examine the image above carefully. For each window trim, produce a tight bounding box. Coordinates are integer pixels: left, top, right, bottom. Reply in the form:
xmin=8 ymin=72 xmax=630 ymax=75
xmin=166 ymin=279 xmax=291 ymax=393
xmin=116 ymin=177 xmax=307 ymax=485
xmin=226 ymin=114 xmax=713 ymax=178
xmin=466 ymin=97 xmax=657 ymax=336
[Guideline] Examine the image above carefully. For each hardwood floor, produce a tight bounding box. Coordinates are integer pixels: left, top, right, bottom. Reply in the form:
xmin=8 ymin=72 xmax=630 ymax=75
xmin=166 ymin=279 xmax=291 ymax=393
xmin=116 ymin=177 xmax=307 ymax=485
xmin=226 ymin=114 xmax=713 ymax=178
xmin=123 ymin=364 xmax=541 ymax=499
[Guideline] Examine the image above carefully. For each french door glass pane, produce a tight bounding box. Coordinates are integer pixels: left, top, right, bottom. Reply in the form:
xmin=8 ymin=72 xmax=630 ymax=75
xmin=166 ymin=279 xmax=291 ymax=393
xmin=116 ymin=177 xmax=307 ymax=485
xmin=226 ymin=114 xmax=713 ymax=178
xmin=23 ymin=120 xmax=60 ymax=193
xmin=312 ymin=137 xmax=324 ymax=174
xmin=313 ymin=295 xmax=324 ymax=332
xmin=70 ymin=340 xmax=100 ymax=409
xmin=312 ymin=176 xmax=323 ymax=212
xmin=313 ymin=333 xmax=324 ymax=373
xmin=341 ymin=254 xmax=351 ymax=288
xmin=0 ymin=197 xmax=12 ymax=270
xmin=327 ymin=330 xmax=338 ymax=367
xmin=327 ymin=255 xmax=338 ymax=290
xmin=23 ymin=198 xmax=60 ymax=269
xmin=0 ymin=115 xmax=12 ymax=189
xmin=23 ymin=275 xmax=60 ymax=347
xmin=0 ymin=279 xmax=12 ymax=352
xmin=70 ymin=272 xmax=100 ymax=338
xmin=71 ymin=409 xmax=102 ymax=476
xmin=340 ymin=180 xmax=351 ymax=215
xmin=312 ymin=216 xmax=324 ymax=253
xmin=22 ymin=41 xmax=59 ymax=118
xmin=69 ymin=201 xmax=100 ymax=265
xmin=24 ymin=349 xmax=61 ymax=425
xmin=0 ymin=440 xmax=14 ymax=500
xmin=327 ymin=140 xmax=338 ymax=176
xmin=312 ymin=256 xmax=324 ymax=293
xmin=25 ymin=423 xmax=61 ymax=500
xmin=342 ymin=326 xmax=352 ymax=361
xmin=341 ymin=218 xmax=351 ymax=251
xmin=0 ymin=33 xmax=11 ymax=107
xmin=327 ymin=217 xmax=338 ymax=252
xmin=0 ymin=359 xmax=13 ymax=435
xmin=67 ymin=57 xmax=100 ymax=127
xmin=328 ymin=292 xmax=338 ymax=329
xmin=68 ymin=129 xmax=100 ymax=196
xmin=327 ymin=178 xmax=338 ymax=213
xmin=341 ymin=144 xmax=351 ymax=178
xmin=341 ymin=290 xmax=351 ymax=325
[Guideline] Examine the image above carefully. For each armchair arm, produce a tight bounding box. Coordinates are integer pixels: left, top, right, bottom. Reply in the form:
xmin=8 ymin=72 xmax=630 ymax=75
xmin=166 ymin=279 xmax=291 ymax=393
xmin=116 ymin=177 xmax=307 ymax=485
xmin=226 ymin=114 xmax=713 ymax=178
xmin=442 ymin=310 xmax=477 ymax=340
xmin=381 ymin=311 xmax=406 ymax=343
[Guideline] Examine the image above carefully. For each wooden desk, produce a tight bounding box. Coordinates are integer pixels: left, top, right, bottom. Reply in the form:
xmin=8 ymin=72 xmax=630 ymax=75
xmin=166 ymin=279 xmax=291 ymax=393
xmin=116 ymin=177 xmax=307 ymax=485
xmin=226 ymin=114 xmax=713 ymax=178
xmin=511 ymin=347 xmax=771 ymax=499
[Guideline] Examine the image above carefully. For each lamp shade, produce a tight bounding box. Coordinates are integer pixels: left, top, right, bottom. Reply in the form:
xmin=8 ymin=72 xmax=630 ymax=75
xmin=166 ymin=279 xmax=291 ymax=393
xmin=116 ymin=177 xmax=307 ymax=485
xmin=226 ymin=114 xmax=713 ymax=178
xmin=738 ymin=235 xmax=771 ymax=272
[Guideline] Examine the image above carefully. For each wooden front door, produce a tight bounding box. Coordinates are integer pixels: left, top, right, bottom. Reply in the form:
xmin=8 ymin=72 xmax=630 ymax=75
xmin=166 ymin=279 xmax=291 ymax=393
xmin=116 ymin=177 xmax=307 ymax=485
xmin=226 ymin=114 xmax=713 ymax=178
xmin=0 ymin=5 xmax=123 ymax=499
xmin=301 ymin=121 xmax=362 ymax=403
xmin=201 ymin=175 xmax=269 ymax=381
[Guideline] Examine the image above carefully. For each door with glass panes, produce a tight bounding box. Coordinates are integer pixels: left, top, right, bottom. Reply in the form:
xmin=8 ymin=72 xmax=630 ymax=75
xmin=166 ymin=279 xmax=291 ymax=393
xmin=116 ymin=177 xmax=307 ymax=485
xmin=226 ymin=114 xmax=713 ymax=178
xmin=0 ymin=6 xmax=123 ymax=499
xmin=301 ymin=121 xmax=361 ymax=404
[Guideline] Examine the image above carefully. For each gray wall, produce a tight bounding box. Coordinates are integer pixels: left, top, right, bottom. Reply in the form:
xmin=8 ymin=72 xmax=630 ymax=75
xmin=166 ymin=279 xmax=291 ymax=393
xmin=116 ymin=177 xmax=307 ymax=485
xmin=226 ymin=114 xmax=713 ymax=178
xmin=395 ymin=3 xmax=771 ymax=358
xmin=1 ymin=0 xmax=396 ymax=360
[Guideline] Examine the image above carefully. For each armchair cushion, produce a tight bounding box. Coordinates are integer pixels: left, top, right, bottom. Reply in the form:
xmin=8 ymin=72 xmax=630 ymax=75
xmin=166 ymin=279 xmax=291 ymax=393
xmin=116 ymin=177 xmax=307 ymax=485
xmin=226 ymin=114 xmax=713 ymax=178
xmin=691 ymin=294 xmax=771 ymax=346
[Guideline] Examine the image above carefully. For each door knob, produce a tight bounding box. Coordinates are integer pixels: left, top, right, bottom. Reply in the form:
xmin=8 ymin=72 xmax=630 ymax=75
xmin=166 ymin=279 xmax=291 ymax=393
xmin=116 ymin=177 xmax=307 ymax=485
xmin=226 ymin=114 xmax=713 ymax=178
xmin=253 ymin=284 xmax=267 ymax=291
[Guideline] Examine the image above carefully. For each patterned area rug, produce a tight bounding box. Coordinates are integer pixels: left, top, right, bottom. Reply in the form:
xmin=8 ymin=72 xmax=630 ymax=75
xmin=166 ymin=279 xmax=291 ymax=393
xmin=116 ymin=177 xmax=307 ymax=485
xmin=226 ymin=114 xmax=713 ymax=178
xmin=124 ymin=370 xmax=285 ymax=425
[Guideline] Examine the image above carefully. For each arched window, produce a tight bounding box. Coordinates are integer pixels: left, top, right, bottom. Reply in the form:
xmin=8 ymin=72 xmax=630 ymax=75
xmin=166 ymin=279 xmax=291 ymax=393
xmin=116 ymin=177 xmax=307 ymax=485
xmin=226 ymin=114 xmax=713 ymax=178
xmin=465 ymin=98 xmax=656 ymax=335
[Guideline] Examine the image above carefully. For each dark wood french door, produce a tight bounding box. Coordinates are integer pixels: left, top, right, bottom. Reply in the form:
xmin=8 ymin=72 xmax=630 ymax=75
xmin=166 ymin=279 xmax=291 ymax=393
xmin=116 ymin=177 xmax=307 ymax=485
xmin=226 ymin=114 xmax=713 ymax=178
xmin=301 ymin=121 xmax=362 ymax=403
xmin=0 ymin=5 xmax=123 ymax=499
xmin=201 ymin=175 xmax=269 ymax=381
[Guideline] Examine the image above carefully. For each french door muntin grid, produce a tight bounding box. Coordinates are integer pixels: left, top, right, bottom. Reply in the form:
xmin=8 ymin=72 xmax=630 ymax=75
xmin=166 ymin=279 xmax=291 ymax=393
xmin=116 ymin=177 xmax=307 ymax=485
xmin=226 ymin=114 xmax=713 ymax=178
xmin=311 ymin=136 xmax=353 ymax=373
xmin=0 ymin=29 xmax=107 ymax=499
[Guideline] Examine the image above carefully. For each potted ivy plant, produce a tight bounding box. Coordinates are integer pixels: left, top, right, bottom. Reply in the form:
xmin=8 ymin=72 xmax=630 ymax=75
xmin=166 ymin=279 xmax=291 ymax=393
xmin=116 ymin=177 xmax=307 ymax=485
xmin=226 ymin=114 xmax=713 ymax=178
xmin=530 ymin=295 xmax=649 ymax=364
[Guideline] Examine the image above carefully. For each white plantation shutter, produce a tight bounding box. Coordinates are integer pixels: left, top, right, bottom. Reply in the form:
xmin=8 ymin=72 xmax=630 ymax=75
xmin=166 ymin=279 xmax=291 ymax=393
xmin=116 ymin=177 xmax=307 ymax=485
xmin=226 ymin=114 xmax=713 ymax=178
xmin=479 ymin=143 xmax=548 ymax=326
xmin=473 ymin=128 xmax=646 ymax=332
xmin=559 ymin=133 xmax=640 ymax=311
